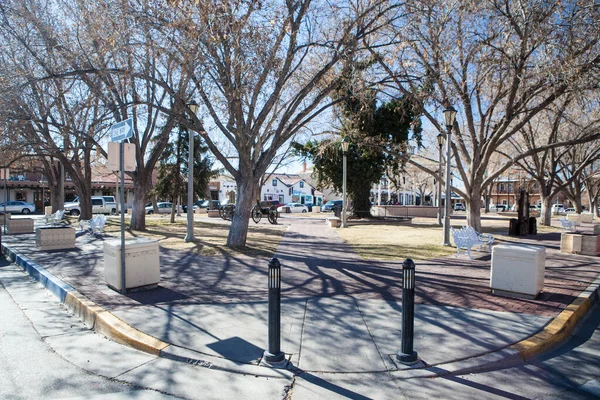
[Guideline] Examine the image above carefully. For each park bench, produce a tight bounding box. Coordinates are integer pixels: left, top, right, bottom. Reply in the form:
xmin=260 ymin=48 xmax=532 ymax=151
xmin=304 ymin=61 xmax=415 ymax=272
xmin=43 ymin=209 xmax=65 ymax=226
xmin=450 ymin=226 xmax=494 ymax=259
xmin=558 ymin=217 xmax=576 ymax=232
xmin=79 ymin=214 xmax=107 ymax=236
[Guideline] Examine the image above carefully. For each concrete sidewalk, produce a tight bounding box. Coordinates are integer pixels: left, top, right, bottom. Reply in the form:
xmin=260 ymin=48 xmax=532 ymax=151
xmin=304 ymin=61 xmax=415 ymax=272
xmin=1 ymin=217 xmax=599 ymax=380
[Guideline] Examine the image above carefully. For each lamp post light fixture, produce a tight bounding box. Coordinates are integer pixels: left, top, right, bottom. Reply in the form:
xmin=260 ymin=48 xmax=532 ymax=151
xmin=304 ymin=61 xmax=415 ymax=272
xmin=184 ymin=100 xmax=200 ymax=243
xmin=442 ymin=105 xmax=457 ymax=246
xmin=436 ymin=133 xmax=444 ymax=226
xmin=341 ymin=138 xmax=349 ymax=228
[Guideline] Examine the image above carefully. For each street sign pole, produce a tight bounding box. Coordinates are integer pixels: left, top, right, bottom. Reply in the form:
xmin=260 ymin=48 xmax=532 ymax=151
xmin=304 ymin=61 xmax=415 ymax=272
xmin=3 ymin=168 xmax=7 ymax=234
xmin=110 ymin=118 xmax=133 ymax=295
xmin=120 ymin=140 xmax=126 ymax=295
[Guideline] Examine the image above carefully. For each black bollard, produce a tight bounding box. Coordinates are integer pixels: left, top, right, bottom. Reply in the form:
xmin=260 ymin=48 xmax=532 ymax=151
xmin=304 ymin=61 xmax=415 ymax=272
xmin=264 ymin=257 xmax=285 ymax=363
xmin=396 ymin=258 xmax=418 ymax=364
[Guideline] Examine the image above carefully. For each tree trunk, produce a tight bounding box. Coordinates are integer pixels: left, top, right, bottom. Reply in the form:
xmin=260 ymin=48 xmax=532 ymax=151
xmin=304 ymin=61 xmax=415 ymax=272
xmin=49 ymin=184 xmax=61 ymax=213
xmin=78 ymin=187 xmax=94 ymax=220
xmin=353 ymin=184 xmax=372 ymax=218
xmin=573 ymin=190 xmax=583 ymax=213
xmin=540 ymin=196 xmax=552 ymax=226
xmin=131 ymin=189 xmax=147 ymax=230
xmin=466 ymin=195 xmax=482 ymax=232
xmin=227 ymin=179 xmax=256 ymax=248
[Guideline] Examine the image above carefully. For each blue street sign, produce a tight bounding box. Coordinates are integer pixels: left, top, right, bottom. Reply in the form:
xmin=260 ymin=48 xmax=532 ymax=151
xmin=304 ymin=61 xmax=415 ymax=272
xmin=111 ymin=118 xmax=134 ymax=142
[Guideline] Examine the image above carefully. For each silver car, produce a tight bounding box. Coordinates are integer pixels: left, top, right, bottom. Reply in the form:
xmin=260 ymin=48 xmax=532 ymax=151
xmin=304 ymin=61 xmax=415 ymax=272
xmin=0 ymin=201 xmax=36 ymax=214
xmin=145 ymin=202 xmax=173 ymax=214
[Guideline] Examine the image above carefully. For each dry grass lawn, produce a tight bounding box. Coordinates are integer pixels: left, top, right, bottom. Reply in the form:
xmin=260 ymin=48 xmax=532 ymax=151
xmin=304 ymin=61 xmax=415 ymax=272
xmin=65 ymin=214 xmax=287 ymax=258
xmin=336 ymin=216 xmax=562 ymax=262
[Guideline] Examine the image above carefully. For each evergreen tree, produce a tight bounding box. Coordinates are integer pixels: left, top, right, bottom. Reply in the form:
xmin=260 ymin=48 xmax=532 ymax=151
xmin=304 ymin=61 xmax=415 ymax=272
xmin=153 ymin=127 xmax=218 ymax=222
xmin=293 ymin=94 xmax=421 ymax=218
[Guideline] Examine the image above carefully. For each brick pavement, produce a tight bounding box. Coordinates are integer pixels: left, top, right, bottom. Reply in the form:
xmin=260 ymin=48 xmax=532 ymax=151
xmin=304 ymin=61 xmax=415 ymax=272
xmin=1 ymin=218 xmax=599 ymax=319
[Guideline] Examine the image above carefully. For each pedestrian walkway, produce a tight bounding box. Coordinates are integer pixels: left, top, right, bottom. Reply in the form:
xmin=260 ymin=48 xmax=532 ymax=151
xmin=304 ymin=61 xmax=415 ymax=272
xmin=0 ymin=217 xmax=599 ymax=379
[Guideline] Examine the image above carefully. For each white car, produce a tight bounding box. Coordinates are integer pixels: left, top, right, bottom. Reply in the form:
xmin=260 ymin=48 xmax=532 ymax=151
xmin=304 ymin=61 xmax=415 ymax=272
xmin=551 ymin=204 xmax=565 ymax=214
xmin=0 ymin=201 xmax=36 ymax=214
xmin=145 ymin=202 xmax=173 ymax=214
xmin=277 ymin=203 xmax=308 ymax=213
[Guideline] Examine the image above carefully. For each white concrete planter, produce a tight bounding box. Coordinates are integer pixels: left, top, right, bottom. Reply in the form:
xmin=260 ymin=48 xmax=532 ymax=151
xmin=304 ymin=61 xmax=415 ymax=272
xmin=566 ymin=213 xmax=582 ymax=225
xmin=207 ymin=209 xmax=220 ymax=218
xmin=491 ymin=244 xmax=545 ymax=299
xmin=561 ymin=232 xmax=600 ymax=256
xmin=44 ymin=206 xmax=53 ymax=216
xmin=35 ymin=227 xmax=76 ymax=250
xmin=581 ymin=213 xmax=593 ymax=223
xmin=104 ymin=238 xmax=160 ymax=291
xmin=0 ymin=213 xmax=11 ymax=225
xmin=7 ymin=218 xmax=34 ymax=234
xmin=326 ymin=217 xmax=341 ymax=228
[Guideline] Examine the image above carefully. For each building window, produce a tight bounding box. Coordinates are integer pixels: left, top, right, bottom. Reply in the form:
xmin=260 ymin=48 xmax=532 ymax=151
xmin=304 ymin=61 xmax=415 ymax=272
xmin=500 ymin=183 xmax=505 ymax=192
xmin=300 ymin=181 xmax=304 ymax=188
xmin=272 ymin=179 xmax=277 ymax=186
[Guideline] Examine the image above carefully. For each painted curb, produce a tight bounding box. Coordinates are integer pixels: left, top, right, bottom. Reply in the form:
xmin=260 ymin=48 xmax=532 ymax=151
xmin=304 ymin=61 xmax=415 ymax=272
xmin=1 ymin=243 xmax=169 ymax=356
xmin=510 ymin=275 xmax=600 ymax=360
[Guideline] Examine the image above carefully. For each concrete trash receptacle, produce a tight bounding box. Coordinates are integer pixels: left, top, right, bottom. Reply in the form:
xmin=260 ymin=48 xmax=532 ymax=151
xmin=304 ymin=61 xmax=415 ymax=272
xmin=36 ymin=226 xmax=76 ymax=250
xmin=104 ymin=238 xmax=160 ymax=291
xmin=581 ymin=213 xmax=593 ymax=223
xmin=491 ymin=244 xmax=545 ymax=299
xmin=7 ymin=218 xmax=34 ymax=234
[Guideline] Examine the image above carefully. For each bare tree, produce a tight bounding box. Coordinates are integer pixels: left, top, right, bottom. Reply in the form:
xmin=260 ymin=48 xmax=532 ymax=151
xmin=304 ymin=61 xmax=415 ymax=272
xmin=147 ymin=0 xmax=402 ymax=247
xmin=582 ymin=164 xmax=600 ymax=217
xmin=0 ymin=0 xmax=188 ymax=227
xmin=371 ymin=0 xmax=600 ymax=230
xmin=510 ymin=96 xmax=600 ymax=224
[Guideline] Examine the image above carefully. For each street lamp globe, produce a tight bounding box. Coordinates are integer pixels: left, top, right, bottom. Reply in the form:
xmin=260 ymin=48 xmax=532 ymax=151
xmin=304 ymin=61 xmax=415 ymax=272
xmin=443 ymin=106 xmax=457 ymax=130
xmin=187 ymin=100 xmax=199 ymax=116
xmin=342 ymin=138 xmax=349 ymax=153
xmin=436 ymin=133 xmax=444 ymax=147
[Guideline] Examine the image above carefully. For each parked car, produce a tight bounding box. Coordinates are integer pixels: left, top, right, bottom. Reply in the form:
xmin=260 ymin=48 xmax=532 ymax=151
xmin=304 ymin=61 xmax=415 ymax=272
xmin=551 ymin=204 xmax=565 ymax=215
xmin=182 ymin=203 xmax=200 ymax=213
xmin=565 ymin=207 xmax=576 ymax=213
xmin=491 ymin=204 xmax=507 ymax=212
xmin=207 ymin=200 xmax=221 ymax=211
xmin=277 ymin=203 xmax=308 ymax=213
xmin=102 ymin=196 xmax=118 ymax=214
xmin=145 ymin=202 xmax=173 ymax=214
xmin=322 ymin=199 xmax=343 ymax=212
xmin=0 ymin=201 xmax=35 ymax=214
xmin=64 ymin=196 xmax=114 ymax=216
xmin=454 ymin=203 xmax=465 ymax=211
xmin=259 ymin=200 xmax=281 ymax=214
xmin=529 ymin=204 xmax=540 ymax=210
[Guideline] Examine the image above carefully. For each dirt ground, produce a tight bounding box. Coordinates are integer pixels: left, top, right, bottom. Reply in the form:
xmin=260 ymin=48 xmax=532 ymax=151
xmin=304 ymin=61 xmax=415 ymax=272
xmin=69 ymin=214 xmax=287 ymax=258
xmin=336 ymin=215 xmax=562 ymax=261
xmin=65 ymin=212 xmax=562 ymax=262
